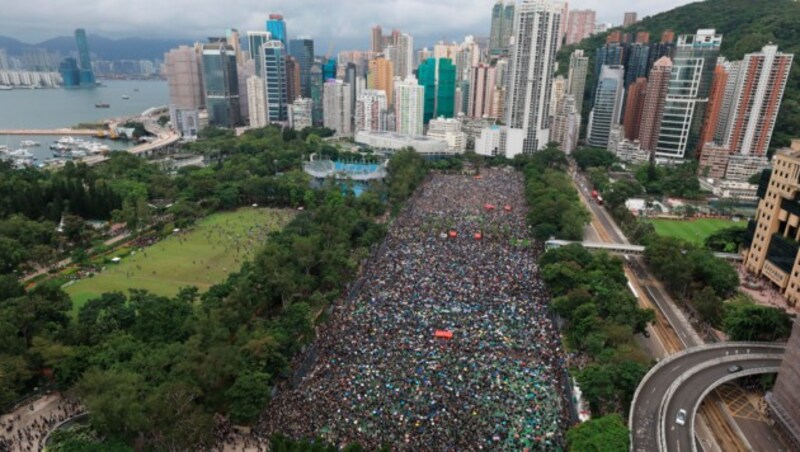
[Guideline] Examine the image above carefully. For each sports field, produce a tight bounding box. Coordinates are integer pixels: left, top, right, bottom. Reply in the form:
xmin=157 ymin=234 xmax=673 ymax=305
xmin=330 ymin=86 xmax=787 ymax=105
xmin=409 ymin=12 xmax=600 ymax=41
xmin=649 ymin=218 xmax=745 ymax=245
xmin=65 ymin=208 xmax=294 ymax=311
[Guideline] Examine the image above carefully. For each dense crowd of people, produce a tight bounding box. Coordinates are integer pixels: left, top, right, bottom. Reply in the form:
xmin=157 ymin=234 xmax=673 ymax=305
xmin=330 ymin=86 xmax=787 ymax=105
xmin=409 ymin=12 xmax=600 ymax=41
xmin=259 ymin=169 xmax=572 ymax=450
xmin=0 ymin=395 xmax=84 ymax=452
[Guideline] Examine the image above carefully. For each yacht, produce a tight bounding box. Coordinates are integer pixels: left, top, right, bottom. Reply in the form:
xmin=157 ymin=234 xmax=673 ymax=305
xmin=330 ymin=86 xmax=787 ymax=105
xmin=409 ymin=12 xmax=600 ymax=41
xmin=122 ymin=94 xmax=130 ymax=100
xmin=0 ymin=85 xmax=13 ymax=91
xmin=20 ymin=140 xmax=40 ymax=147
xmin=8 ymin=149 xmax=33 ymax=158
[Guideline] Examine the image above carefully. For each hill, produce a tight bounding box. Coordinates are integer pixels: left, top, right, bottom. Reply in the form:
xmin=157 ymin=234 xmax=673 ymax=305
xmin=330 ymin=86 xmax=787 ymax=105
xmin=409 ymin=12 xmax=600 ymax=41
xmin=0 ymin=34 xmax=193 ymax=61
xmin=557 ymin=0 xmax=800 ymax=151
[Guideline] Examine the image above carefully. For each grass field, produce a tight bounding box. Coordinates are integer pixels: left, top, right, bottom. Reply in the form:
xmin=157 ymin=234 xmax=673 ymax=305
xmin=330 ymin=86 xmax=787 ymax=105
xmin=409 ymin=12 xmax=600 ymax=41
xmin=65 ymin=208 xmax=294 ymax=311
xmin=649 ymin=218 xmax=745 ymax=245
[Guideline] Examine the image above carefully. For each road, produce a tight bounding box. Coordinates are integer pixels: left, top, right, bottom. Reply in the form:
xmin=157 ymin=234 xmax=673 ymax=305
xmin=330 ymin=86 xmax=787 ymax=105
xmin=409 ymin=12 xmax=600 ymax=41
xmin=630 ymin=342 xmax=785 ymax=452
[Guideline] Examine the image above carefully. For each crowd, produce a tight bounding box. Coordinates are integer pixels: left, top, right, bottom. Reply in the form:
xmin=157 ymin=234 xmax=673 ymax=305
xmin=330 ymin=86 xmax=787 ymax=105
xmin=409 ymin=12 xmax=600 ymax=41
xmin=0 ymin=394 xmax=85 ymax=452
xmin=258 ymin=169 xmax=572 ymax=450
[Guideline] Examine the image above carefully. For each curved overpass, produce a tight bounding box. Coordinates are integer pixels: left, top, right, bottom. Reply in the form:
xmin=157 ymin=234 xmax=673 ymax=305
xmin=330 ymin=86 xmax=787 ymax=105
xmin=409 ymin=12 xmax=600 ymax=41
xmin=630 ymin=342 xmax=786 ymax=452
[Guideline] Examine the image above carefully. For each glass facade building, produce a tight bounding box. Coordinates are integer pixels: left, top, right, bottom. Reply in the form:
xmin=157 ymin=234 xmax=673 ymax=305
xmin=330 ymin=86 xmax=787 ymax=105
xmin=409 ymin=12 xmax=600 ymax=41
xmin=262 ymin=40 xmax=288 ymax=122
xmin=289 ymin=38 xmax=314 ymax=98
xmin=266 ymin=14 xmax=287 ymax=48
xmin=310 ymin=65 xmax=324 ymax=126
xmin=74 ymin=28 xmax=95 ymax=86
xmin=202 ymin=42 xmax=241 ymax=128
xmin=322 ymin=58 xmax=337 ymax=81
xmin=417 ymin=58 xmax=456 ymax=124
xmin=587 ymin=65 xmax=625 ymax=147
xmin=58 ymin=58 xmax=80 ymax=88
xmin=248 ymin=32 xmax=270 ymax=77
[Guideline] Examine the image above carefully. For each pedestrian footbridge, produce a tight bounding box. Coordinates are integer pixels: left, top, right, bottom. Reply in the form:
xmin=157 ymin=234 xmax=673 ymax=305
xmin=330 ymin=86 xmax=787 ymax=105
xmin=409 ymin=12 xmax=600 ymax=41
xmin=545 ymin=240 xmax=743 ymax=262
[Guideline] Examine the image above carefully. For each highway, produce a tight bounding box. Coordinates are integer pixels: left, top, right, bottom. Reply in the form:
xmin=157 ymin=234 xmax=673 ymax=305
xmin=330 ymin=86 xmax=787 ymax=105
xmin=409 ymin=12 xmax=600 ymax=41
xmin=630 ymin=342 xmax=785 ymax=452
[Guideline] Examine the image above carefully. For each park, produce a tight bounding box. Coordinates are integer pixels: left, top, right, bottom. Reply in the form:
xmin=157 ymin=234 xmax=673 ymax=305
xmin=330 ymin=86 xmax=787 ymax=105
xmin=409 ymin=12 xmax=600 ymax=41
xmin=65 ymin=207 xmax=294 ymax=311
xmin=648 ymin=218 xmax=745 ymax=245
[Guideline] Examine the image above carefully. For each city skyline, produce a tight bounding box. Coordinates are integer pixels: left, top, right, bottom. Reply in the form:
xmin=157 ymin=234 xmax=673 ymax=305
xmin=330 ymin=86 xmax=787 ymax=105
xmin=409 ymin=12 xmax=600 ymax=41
xmin=2 ymin=0 xmax=696 ymax=51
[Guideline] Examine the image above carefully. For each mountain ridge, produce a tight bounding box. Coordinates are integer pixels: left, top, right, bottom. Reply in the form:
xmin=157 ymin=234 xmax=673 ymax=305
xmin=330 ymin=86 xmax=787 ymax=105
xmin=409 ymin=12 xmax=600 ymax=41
xmin=0 ymin=34 xmax=195 ymax=61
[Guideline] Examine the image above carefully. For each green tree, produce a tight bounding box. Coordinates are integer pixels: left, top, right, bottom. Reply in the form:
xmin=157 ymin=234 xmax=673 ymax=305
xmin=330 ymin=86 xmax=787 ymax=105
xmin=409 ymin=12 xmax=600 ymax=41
xmin=573 ymin=147 xmax=616 ymax=171
xmin=566 ymin=414 xmax=629 ymax=452
xmin=74 ymin=368 xmax=150 ymax=441
xmin=693 ymin=286 xmax=725 ymax=327
xmin=225 ymin=371 xmax=273 ymax=424
xmin=0 ymin=237 xmax=25 ymax=274
xmin=723 ymin=301 xmax=792 ymax=342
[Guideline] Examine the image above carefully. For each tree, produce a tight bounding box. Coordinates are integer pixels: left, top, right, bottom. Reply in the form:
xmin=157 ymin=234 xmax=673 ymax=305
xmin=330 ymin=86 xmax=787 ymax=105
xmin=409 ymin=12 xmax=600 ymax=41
xmin=0 ymin=237 xmax=25 ymax=274
xmin=566 ymin=414 xmax=629 ymax=452
xmin=73 ymin=368 xmax=150 ymax=441
xmin=705 ymin=227 xmax=747 ymax=253
xmin=723 ymin=301 xmax=792 ymax=342
xmin=693 ymin=286 xmax=725 ymax=327
xmin=573 ymin=147 xmax=616 ymax=171
xmin=225 ymin=371 xmax=273 ymax=424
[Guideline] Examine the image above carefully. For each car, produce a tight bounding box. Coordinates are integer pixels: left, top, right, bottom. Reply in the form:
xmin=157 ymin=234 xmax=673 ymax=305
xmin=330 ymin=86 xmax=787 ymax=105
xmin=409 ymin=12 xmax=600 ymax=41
xmin=675 ymin=409 xmax=687 ymax=426
xmin=728 ymin=365 xmax=743 ymax=373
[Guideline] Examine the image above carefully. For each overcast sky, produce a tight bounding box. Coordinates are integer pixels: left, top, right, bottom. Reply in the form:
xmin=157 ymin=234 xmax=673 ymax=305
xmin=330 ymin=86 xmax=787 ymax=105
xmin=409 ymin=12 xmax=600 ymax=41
xmin=3 ymin=0 xmax=699 ymax=49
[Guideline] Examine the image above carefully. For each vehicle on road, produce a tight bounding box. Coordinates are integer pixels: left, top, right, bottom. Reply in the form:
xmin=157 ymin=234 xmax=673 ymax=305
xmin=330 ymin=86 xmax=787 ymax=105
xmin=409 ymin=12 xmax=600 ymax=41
xmin=675 ymin=409 xmax=687 ymax=426
xmin=728 ymin=365 xmax=743 ymax=373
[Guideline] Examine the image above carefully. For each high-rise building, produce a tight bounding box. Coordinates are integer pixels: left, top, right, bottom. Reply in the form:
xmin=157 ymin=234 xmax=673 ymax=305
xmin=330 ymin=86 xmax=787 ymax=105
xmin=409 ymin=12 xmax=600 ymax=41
xmin=587 ymin=65 xmax=624 ymax=148
xmin=344 ymin=62 xmax=359 ymax=129
xmin=58 ymin=58 xmax=80 ymax=88
xmin=638 ymin=56 xmax=672 ymax=152
xmin=551 ymin=94 xmax=580 ymax=154
xmin=289 ymin=98 xmax=314 ymax=130
xmin=165 ymin=45 xmax=205 ymax=136
xmin=395 ymin=33 xmax=414 ymax=79
xmin=489 ymin=1 xmax=516 ymax=56
xmin=725 ymin=44 xmax=793 ymax=157
xmin=286 ymin=56 xmax=301 ymax=104
xmin=261 ymin=40 xmax=288 ymax=122
xmin=565 ymin=9 xmax=596 ymax=46
xmin=394 ymin=76 xmax=425 ymax=136
xmin=418 ymin=58 xmax=456 ymax=123
xmin=713 ymin=60 xmax=742 ymax=144
xmin=767 ymin=318 xmax=800 ymax=448
xmin=697 ymin=62 xmax=729 ymax=152
xmin=623 ymin=12 xmax=638 ymax=27
xmin=310 ymin=65 xmax=323 ymax=126
xmin=655 ymin=29 xmax=722 ymax=160
xmin=646 ymin=31 xmax=676 ymax=75
xmin=467 ymin=64 xmax=496 ymax=118
xmin=624 ymin=43 xmax=650 ymax=89
xmin=74 ymin=28 xmax=95 ymax=86
xmin=355 ymin=89 xmax=388 ymax=132
xmin=368 ymin=57 xmax=394 ymax=105
xmin=427 ymin=117 xmax=467 ymax=152
xmin=323 ymin=79 xmax=352 ymax=136
xmin=226 ymin=28 xmax=244 ymax=65
xmin=623 ymin=77 xmax=647 ymax=141
xmin=567 ymin=49 xmax=589 ymax=114
xmin=289 ymin=38 xmax=314 ymax=98
xmin=248 ymin=32 xmax=270 ymax=77
xmin=371 ymin=26 xmax=384 ymax=53
xmin=455 ymin=36 xmax=481 ymax=83
xmin=266 ymin=14 xmax=287 ymax=48
xmin=322 ymin=58 xmax=337 ymax=81
xmin=247 ymin=76 xmax=268 ymax=128
xmin=593 ymin=43 xmax=623 ymax=93
xmin=505 ymin=0 xmax=562 ymax=154
xmin=202 ymin=41 xmax=241 ymax=128
xmin=549 ymin=75 xmax=567 ymax=118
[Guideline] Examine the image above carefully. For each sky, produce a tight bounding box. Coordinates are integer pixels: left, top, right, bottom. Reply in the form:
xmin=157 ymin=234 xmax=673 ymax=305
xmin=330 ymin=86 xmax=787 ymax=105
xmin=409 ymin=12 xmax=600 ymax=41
xmin=3 ymin=0 xmax=699 ymax=50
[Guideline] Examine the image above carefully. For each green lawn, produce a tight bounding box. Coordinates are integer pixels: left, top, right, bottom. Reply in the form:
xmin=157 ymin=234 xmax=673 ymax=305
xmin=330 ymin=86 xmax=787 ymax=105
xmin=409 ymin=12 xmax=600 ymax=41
xmin=649 ymin=218 xmax=745 ymax=245
xmin=65 ymin=208 xmax=294 ymax=312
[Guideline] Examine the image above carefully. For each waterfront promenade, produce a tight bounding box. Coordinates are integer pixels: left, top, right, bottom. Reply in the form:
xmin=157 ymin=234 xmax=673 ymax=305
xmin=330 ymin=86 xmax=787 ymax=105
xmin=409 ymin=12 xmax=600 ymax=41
xmin=0 ymin=128 xmax=100 ymax=136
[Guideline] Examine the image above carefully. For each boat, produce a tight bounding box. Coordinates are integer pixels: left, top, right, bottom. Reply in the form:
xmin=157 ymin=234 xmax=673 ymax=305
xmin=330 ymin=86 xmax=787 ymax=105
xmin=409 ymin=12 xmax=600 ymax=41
xmin=133 ymin=88 xmax=139 ymax=92
xmin=8 ymin=149 xmax=33 ymax=158
xmin=122 ymin=94 xmax=130 ymax=100
xmin=20 ymin=140 xmax=40 ymax=147
xmin=95 ymin=103 xmax=110 ymax=108
xmin=0 ymin=85 xmax=12 ymax=91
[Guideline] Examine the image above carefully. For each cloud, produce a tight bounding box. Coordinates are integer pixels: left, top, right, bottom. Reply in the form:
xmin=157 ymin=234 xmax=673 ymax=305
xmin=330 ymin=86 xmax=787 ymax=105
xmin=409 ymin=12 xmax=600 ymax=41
xmin=1 ymin=0 xmax=697 ymax=49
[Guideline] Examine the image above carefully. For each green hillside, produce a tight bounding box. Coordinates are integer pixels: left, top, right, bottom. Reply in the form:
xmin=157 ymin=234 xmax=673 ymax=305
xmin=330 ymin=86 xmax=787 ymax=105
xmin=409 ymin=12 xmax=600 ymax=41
xmin=557 ymin=0 xmax=800 ymax=152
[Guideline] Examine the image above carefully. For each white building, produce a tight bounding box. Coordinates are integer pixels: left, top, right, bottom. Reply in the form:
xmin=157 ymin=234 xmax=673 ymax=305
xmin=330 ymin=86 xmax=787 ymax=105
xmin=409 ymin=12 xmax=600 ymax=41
xmin=323 ymin=79 xmax=352 ymax=136
xmin=289 ymin=98 xmax=313 ymax=130
xmin=246 ymin=76 xmax=267 ymax=128
xmin=394 ymin=76 xmax=425 ymax=136
xmin=551 ymin=94 xmax=580 ymax=154
xmin=355 ymin=89 xmax=388 ymax=133
xmin=395 ymin=33 xmax=414 ymax=79
xmin=355 ymin=131 xmax=450 ymax=156
xmin=474 ymin=125 xmax=526 ymax=158
xmin=505 ymin=0 xmax=563 ymax=154
xmin=427 ymin=117 xmax=467 ymax=152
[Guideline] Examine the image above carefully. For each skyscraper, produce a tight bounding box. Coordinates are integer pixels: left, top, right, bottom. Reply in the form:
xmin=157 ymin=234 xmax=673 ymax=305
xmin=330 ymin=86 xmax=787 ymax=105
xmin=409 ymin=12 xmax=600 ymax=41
xmin=310 ymin=65 xmax=323 ymax=126
xmin=323 ymin=79 xmax=352 ymax=135
xmin=467 ymin=64 xmax=496 ymax=119
xmin=289 ymin=38 xmax=314 ymax=98
xmin=286 ymin=56 xmax=301 ymax=104
xmin=713 ymin=60 xmax=742 ymax=144
xmin=551 ymin=94 xmax=580 ymax=153
xmin=646 ymin=31 xmax=676 ymax=75
xmin=567 ymin=49 xmax=589 ymax=114
xmin=371 ymin=26 xmax=384 ymax=53
xmin=724 ymin=44 xmax=793 ymax=157
xmin=368 ymin=57 xmax=394 ymax=105
xmin=656 ymin=29 xmax=722 ymax=160
xmin=74 ymin=28 xmax=95 ymax=86
xmin=289 ymin=98 xmax=314 ymax=130
xmin=418 ymin=58 xmax=456 ymax=124
xmin=322 ymin=58 xmax=337 ymax=81
xmin=489 ymin=1 xmax=515 ymax=56
xmin=587 ymin=65 xmax=624 ymax=148
xmin=59 ymin=58 xmax=80 ymax=88
xmin=549 ymin=76 xmax=567 ymax=118
xmin=593 ymin=43 xmax=623 ymax=97
xmin=697 ymin=63 xmax=729 ymax=152
xmin=226 ymin=28 xmax=244 ymax=65
xmin=266 ymin=14 xmax=287 ymax=48
xmin=623 ymin=12 xmax=638 ymax=27
xmin=623 ymin=77 xmax=647 ymax=141
xmin=247 ymin=76 xmax=268 ymax=128
xmin=202 ymin=41 xmax=241 ymax=128
xmin=395 ymin=33 xmax=414 ymax=79
xmin=394 ymin=76 xmax=425 ymax=136
xmin=624 ymin=43 xmax=650 ymax=88
xmin=565 ymin=9 xmax=595 ymax=46
xmin=261 ymin=40 xmax=288 ymax=122
xmin=247 ymin=32 xmax=270 ymax=77
xmin=638 ymin=57 xmax=672 ymax=152
xmin=355 ymin=89 xmax=388 ymax=132
xmin=505 ymin=0 xmax=562 ymax=154
xmin=165 ymin=45 xmax=205 ymax=136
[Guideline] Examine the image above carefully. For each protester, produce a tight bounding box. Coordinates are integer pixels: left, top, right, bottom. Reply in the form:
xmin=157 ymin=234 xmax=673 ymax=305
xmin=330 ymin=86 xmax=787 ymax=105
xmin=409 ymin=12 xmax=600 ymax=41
xmin=0 ymin=395 xmax=84 ymax=452
xmin=257 ymin=169 xmax=571 ymax=450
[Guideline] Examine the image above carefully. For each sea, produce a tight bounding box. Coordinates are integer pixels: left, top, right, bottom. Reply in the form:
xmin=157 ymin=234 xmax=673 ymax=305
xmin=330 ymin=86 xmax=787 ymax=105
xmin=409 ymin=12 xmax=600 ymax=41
xmin=0 ymin=80 xmax=168 ymax=161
